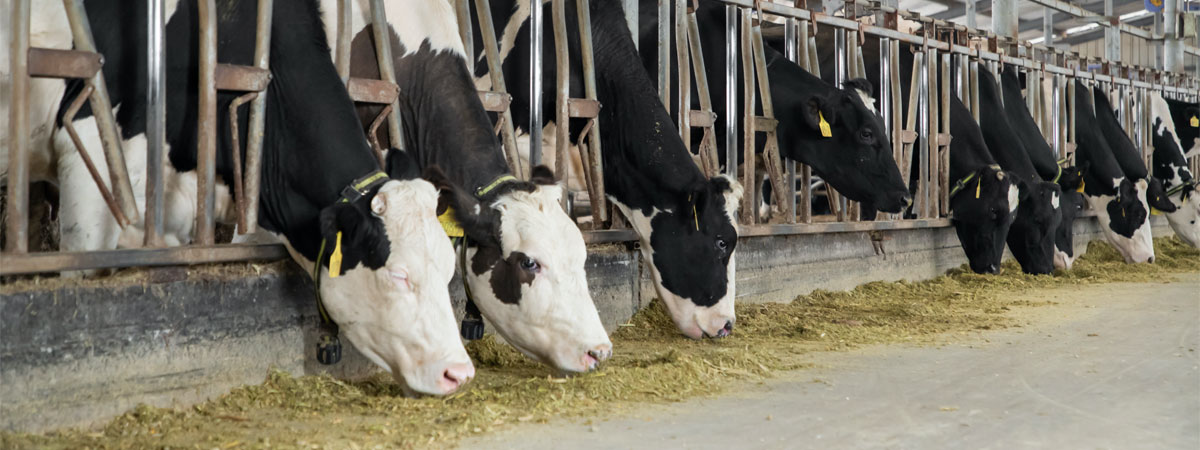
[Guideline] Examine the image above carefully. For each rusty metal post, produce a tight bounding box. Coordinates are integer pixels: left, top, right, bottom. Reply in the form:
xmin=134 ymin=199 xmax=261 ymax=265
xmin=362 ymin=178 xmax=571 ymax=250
xmin=456 ymin=0 xmax=474 ymax=66
xmin=335 ymin=0 xmax=352 ymax=83
xmin=476 ymin=0 xmax=524 ymax=178
xmin=240 ymin=0 xmax=275 ymax=234
xmin=6 ymin=0 xmax=31 ymax=253
xmin=63 ymin=0 xmax=140 ymax=226
xmin=576 ymin=0 xmax=607 ymax=222
xmin=144 ymin=0 xmax=167 ymax=247
xmin=675 ymin=0 xmax=690 ymax=147
xmin=552 ymin=0 xmax=570 ymax=210
xmin=194 ymin=0 xmax=218 ymax=245
xmin=369 ymin=0 xmax=405 ymax=152
xmin=657 ymin=0 xmax=671 ymax=108
xmin=785 ymin=17 xmax=799 ymax=223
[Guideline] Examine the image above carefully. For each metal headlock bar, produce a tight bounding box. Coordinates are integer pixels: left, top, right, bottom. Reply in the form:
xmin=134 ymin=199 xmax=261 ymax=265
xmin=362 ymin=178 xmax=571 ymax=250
xmin=4 ymin=0 xmax=1197 ymax=275
xmin=549 ymin=0 xmax=607 ymax=224
xmin=469 ymin=0 xmax=525 ymax=179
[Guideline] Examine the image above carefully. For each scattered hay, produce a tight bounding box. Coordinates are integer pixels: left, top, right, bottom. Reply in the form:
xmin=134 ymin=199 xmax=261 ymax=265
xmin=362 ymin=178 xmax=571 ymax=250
xmin=3 ymin=237 xmax=1197 ymax=449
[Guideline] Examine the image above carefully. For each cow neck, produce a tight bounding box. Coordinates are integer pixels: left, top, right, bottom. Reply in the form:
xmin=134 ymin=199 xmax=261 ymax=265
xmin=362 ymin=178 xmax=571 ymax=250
xmin=1000 ymin=69 xmax=1061 ymax=182
xmin=948 ymin=95 xmax=999 ymax=184
xmin=1073 ymin=82 xmax=1122 ymax=196
xmin=589 ymin=1 xmax=707 ymax=212
xmin=977 ymin=69 xmax=1039 ymax=183
xmin=390 ymin=37 xmax=511 ymax=194
xmin=1092 ymin=87 xmax=1149 ymax=180
xmin=256 ymin=1 xmax=383 ymax=257
xmin=765 ymin=49 xmax=840 ymax=165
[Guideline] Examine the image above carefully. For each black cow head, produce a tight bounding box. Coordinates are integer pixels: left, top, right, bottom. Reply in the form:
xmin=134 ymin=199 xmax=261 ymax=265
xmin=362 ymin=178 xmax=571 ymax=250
xmin=1053 ymin=163 xmax=1088 ymax=269
xmin=315 ymin=149 xmax=472 ymax=397
xmin=789 ymin=78 xmax=911 ymax=213
xmin=420 ymin=165 xmax=612 ymax=374
xmin=949 ymin=166 xmax=1019 ymax=274
xmin=1146 ymin=177 xmax=1178 ymax=213
xmin=1006 ymin=180 xmax=1063 ymax=275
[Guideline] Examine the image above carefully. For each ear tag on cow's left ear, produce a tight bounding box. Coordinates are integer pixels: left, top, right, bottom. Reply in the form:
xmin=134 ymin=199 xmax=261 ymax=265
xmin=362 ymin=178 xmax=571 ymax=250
xmin=975 ymin=177 xmax=982 ymax=199
xmin=439 ymin=207 xmax=464 ymax=238
xmin=1151 ymin=207 xmax=1161 ymax=215
xmin=329 ymin=231 xmax=344 ymax=278
xmin=1191 ymin=116 xmax=1198 ymax=127
xmin=818 ymin=111 xmax=832 ymax=138
xmin=1076 ymin=180 xmax=1085 ymax=193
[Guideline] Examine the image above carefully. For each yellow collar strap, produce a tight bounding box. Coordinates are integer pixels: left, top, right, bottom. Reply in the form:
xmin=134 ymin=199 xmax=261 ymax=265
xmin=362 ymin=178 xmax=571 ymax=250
xmin=476 ymin=174 xmax=518 ymax=198
xmin=338 ymin=170 xmax=389 ymax=204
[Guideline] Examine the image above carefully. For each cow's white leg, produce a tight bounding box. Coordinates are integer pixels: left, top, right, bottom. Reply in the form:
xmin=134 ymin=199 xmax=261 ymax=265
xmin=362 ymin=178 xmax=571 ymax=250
xmin=52 ymin=118 xmax=127 ymax=257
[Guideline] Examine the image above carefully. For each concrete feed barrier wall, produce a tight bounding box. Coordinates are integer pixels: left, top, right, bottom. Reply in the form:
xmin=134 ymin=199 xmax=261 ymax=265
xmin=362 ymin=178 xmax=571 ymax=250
xmin=0 ymin=216 xmax=1174 ymax=432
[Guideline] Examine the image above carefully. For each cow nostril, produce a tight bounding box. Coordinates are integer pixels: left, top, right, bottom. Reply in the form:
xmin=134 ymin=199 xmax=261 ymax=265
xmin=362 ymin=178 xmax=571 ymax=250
xmin=716 ymin=320 xmax=734 ymax=338
xmin=1148 ymin=256 xmax=1155 ymax=264
xmin=440 ymin=363 xmax=475 ymax=393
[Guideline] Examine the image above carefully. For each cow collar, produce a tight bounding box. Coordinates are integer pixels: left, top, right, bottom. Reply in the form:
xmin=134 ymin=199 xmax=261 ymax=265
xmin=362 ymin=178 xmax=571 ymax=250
xmin=310 ymin=170 xmax=390 ymax=365
xmin=949 ymin=165 xmax=1001 ymax=199
xmin=1166 ymin=179 xmax=1197 ymax=200
xmin=1052 ymin=158 xmax=1069 ymax=184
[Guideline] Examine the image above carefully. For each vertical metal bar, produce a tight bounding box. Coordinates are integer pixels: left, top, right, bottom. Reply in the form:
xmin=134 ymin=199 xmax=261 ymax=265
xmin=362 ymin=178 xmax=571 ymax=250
xmin=785 ymin=17 xmax=798 ymax=223
xmin=834 ymin=28 xmax=846 ymax=87
xmin=552 ymin=0 xmax=570 ymax=201
xmin=335 ymin=0 xmax=351 ymax=83
xmin=63 ymin=0 xmax=139 ymax=225
xmin=1067 ymin=75 xmax=1076 ymax=164
xmin=369 ymin=0 xmax=405 ymax=152
xmin=740 ymin=7 xmax=755 ymax=223
xmin=881 ymin=37 xmax=894 ymax=220
xmin=195 ymin=0 xmax=218 ymax=245
xmin=1043 ymin=7 xmax=1053 ymax=47
xmin=624 ymin=0 xmax=638 ymax=50
xmin=966 ymin=0 xmax=977 ymax=30
xmin=476 ymin=0 xmax=525 ymax=178
xmin=917 ymin=50 xmax=930 ymax=218
xmin=241 ymin=0 xmax=274 ymax=234
xmin=529 ymin=0 xmax=544 ymax=167
xmin=970 ymin=59 xmax=980 ymax=123
xmin=144 ymin=0 xmax=166 ymax=247
xmin=799 ymin=18 xmax=813 ymax=224
xmin=686 ymin=8 xmax=717 ymax=175
xmin=675 ymin=0 xmax=690 ymax=147
xmin=992 ymin=0 xmax=1016 ymax=39
xmin=577 ymin=0 xmax=606 ymax=222
xmin=1052 ymin=73 xmax=1061 ymax=156
xmin=456 ymin=0 xmax=474 ymax=65
xmin=939 ymin=51 xmax=950 ymax=217
xmin=1104 ymin=0 xmax=1120 ymax=63
xmin=6 ymin=0 xmax=31 ymax=253
xmin=725 ymin=4 xmax=737 ymax=177
xmin=658 ymin=0 xmax=671 ymax=108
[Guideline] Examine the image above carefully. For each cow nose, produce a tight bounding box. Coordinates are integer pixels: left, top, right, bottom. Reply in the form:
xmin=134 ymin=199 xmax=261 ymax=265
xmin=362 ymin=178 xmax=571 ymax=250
xmin=439 ymin=363 xmax=475 ymax=393
xmin=584 ymin=344 xmax=612 ymax=370
xmin=1148 ymin=256 xmax=1155 ymax=264
xmin=716 ymin=320 xmax=734 ymax=338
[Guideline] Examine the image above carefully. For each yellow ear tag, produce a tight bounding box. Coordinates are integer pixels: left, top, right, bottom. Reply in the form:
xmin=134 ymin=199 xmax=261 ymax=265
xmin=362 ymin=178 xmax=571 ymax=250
xmin=439 ymin=207 xmax=464 ymax=238
xmin=693 ymin=204 xmax=700 ymax=231
xmin=1151 ymin=207 xmax=1161 ymax=216
xmin=1191 ymin=116 xmax=1198 ymax=127
xmin=1076 ymin=180 xmax=1085 ymax=193
xmin=975 ymin=177 xmax=982 ymax=199
xmin=329 ymin=231 xmax=344 ymax=278
xmin=818 ymin=111 xmax=832 ymax=138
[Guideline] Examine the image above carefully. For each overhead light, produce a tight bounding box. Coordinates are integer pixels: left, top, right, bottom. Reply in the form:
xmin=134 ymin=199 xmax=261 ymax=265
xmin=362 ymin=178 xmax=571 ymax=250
xmin=1029 ymin=36 xmax=1045 ymax=44
xmin=1063 ymin=23 xmax=1100 ymax=36
xmin=1118 ymin=10 xmax=1152 ymax=22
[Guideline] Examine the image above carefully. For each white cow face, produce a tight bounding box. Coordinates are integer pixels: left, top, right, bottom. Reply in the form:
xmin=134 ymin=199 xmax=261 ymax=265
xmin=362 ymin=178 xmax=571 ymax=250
xmin=1165 ymin=186 xmax=1200 ymax=248
xmin=433 ymin=167 xmax=611 ymax=373
xmin=1088 ymin=178 xmax=1155 ymax=264
xmin=290 ymin=179 xmax=473 ymax=396
xmin=613 ymin=175 xmax=744 ymax=340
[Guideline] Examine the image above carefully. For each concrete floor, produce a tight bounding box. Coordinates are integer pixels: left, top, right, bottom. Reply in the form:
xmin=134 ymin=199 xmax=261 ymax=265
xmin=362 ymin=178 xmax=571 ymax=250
xmin=462 ymin=274 xmax=1200 ymax=450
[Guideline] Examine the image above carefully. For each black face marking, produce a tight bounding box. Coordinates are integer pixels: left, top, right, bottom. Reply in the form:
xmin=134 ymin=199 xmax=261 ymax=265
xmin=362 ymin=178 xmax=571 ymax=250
xmin=949 ymin=169 xmax=1017 ymax=274
xmin=648 ymin=178 xmax=738 ymax=308
xmin=318 ymin=185 xmax=392 ymax=272
xmin=1105 ymin=179 xmax=1148 ymax=238
xmin=487 ymin=251 xmax=538 ymax=305
xmin=1006 ymin=181 xmax=1062 ymax=275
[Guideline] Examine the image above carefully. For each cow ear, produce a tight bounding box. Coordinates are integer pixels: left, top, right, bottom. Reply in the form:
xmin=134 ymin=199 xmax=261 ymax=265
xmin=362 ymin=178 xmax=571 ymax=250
xmin=422 ymin=167 xmax=500 ymax=247
xmin=801 ymin=94 xmax=836 ymax=132
xmin=384 ymin=148 xmax=421 ymax=180
xmin=318 ymin=199 xmax=388 ymax=270
xmin=529 ymin=165 xmax=557 ymax=185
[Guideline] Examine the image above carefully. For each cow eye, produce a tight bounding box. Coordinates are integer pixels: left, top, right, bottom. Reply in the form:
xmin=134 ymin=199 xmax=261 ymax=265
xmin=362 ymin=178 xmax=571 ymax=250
xmin=715 ymin=239 xmax=728 ymax=251
xmin=520 ymin=257 xmax=540 ymax=272
xmin=858 ymin=129 xmax=873 ymax=142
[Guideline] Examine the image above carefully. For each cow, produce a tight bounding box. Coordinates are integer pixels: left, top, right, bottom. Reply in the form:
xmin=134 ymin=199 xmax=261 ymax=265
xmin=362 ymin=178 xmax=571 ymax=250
xmin=5 ymin=0 xmax=474 ymax=396
xmin=1072 ymin=80 xmax=1154 ymax=264
xmin=640 ymin=1 xmax=912 ymax=215
xmin=1000 ymin=68 xmax=1087 ymax=270
xmin=1165 ymin=98 xmax=1199 ymax=153
xmin=1149 ymin=93 xmax=1200 ymax=247
xmin=1094 ymin=87 xmax=1177 ymax=215
xmin=975 ymin=66 xmax=1062 ymax=275
xmin=469 ymin=0 xmax=743 ymax=340
xmin=320 ymin=0 xmax=612 ymax=374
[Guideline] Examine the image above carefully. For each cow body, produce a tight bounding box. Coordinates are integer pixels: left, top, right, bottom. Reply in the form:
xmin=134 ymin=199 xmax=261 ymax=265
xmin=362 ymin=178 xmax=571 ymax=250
xmin=641 ymin=1 xmax=910 ymax=214
xmin=976 ymin=66 xmax=1061 ymax=274
xmin=323 ymin=0 xmax=612 ymax=372
xmin=1072 ymin=80 xmax=1154 ymax=263
xmin=10 ymin=0 xmax=472 ymax=395
xmin=471 ymin=0 xmax=742 ymax=340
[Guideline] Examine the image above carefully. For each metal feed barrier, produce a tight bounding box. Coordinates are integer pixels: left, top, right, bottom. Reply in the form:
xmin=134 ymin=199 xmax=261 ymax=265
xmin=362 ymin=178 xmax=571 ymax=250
xmin=2 ymin=0 xmax=1198 ymax=276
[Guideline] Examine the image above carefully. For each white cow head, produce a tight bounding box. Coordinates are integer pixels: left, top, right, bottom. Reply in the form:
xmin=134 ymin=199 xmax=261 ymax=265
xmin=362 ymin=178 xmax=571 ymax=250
xmin=286 ymin=166 xmax=472 ymax=396
xmin=429 ymin=167 xmax=612 ymax=373
xmin=1149 ymin=94 xmax=1200 ymax=249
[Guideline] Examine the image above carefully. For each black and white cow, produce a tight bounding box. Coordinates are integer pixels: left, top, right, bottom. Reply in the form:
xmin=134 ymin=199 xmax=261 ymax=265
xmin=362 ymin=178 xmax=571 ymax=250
xmin=1094 ymin=87 xmax=1177 ymax=215
xmin=842 ymin=36 xmax=1017 ymax=273
xmin=1149 ymin=93 xmax=1200 ymax=247
xmin=1165 ymin=98 xmax=1199 ymax=154
xmin=1072 ymin=80 xmax=1154 ymax=263
xmin=1001 ymin=68 xmax=1087 ymax=270
xmin=976 ymin=66 xmax=1062 ymax=275
xmin=321 ymin=0 xmax=611 ymax=373
xmin=13 ymin=0 xmax=473 ymax=396
xmin=470 ymin=0 xmax=743 ymax=340
xmin=641 ymin=1 xmax=912 ymax=214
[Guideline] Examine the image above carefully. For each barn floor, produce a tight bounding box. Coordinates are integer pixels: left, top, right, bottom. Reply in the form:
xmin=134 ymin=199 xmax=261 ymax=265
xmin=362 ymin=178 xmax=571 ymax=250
xmin=463 ymin=273 xmax=1200 ymax=450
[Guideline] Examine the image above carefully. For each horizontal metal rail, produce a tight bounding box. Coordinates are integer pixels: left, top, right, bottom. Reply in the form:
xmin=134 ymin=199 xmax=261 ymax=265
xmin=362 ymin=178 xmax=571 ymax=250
xmin=0 ymin=245 xmax=291 ymax=276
